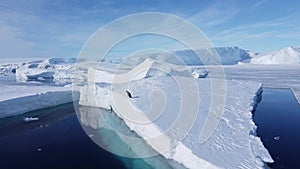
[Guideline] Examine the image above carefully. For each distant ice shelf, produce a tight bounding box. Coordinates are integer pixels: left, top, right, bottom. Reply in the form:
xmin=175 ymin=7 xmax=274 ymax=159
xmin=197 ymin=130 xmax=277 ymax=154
xmin=0 ymin=84 xmax=79 ymax=118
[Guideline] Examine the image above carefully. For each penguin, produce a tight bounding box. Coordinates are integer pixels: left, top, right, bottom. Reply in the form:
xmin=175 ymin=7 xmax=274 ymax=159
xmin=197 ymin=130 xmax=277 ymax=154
xmin=126 ymin=90 xmax=132 ymax=98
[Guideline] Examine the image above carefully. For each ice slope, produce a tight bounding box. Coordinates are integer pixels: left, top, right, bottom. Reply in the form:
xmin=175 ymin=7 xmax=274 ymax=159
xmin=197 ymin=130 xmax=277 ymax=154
xmin=250 ymin=46 xmax=300 ymax=64
xmin=0 ymin=84 xmax=79 ymax=118
xmin=106 ymin=47 xmax=250 ymax=66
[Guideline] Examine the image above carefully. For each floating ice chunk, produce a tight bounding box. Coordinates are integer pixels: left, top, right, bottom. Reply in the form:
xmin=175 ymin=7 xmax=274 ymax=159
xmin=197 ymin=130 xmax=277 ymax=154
xmin=191 ymin=68 xmax=208 ymax=78
xmin=24 ymin=117 xmax=39 ymax=122
xmin=274 ymin=137 xmax=280 ymax=140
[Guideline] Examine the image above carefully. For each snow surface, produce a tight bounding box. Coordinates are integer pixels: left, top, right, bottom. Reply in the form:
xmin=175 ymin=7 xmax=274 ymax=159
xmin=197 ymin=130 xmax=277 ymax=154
xmin=0 ymin=84 xmax=79 ymax=118
xmin=206 ymin=64 xmax=300 ymax=104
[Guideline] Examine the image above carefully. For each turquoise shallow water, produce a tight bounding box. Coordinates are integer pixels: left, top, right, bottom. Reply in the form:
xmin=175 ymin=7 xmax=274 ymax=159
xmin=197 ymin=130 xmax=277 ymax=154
xmin=253 ymin=88 xmax=300 ymax=169
xmin=0 ymin=103 xmax=165 ymax=169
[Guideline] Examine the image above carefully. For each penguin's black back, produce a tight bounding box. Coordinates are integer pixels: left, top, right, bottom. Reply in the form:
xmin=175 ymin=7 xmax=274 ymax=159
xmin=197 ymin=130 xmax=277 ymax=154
xmin=126 ymin=90 xmax=132 ymax=98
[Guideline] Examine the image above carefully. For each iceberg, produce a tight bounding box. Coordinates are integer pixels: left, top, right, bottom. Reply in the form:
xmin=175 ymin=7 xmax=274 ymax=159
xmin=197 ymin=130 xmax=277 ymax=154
xmin=78 ymin=58 xmax=275 ymax=168
xmin=191 ymin=68 xmax=208 ymax=78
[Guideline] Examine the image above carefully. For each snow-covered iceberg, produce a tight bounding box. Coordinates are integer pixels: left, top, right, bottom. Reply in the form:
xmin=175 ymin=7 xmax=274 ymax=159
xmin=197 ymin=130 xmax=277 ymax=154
xmin=79 ymin=77 xmax=273 ymax=168
xmin=78 ymin=57 xmax=273 ymax=168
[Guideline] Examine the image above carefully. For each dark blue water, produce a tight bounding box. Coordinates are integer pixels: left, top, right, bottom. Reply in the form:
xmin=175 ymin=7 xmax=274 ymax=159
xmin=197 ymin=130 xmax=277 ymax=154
xmin=0 ymin=104 xmax=130 ymax=169
xmin=253 ymin=88 xmax=300 ymax=169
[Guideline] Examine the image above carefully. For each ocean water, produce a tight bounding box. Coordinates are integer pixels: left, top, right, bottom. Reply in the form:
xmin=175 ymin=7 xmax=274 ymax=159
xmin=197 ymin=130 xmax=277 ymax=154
xmin=253 ymin=88 xmax=300 ymax=169
xmin=0 ymin=103 xmax=166 ymax=169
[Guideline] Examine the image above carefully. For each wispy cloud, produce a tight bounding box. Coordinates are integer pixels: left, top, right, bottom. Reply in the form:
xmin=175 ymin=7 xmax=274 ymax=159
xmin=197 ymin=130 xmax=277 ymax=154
xmin=0 ymin=23 xmax=37 ymax=57
xmin=0 ymin=0 xmax=111 ymax=57
xmin=214 ymin=16 xmax=293 ymax=37
xmin=188 ymin=2 xmax=240 ymax=28
xmin=208 ymin=14 xmax=300 ymax=51
xmin=1 ymin=0 xmax=300 ymax=56
xmin=251 ymin=0 xmax=269 ymax=10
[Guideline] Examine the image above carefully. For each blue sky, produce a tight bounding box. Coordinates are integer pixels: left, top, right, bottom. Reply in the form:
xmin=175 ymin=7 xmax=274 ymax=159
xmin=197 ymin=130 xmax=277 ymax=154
xmin=0 ymin=0 xmax=300 ymax=58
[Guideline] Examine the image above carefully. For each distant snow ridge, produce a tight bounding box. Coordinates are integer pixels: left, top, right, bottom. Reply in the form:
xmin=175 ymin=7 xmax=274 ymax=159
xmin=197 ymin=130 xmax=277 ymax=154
xmin=88 ymin=58 xmax=208 ymax=84
xmin=250 ymin=46 xmax=300 ymax=64
xmin=105 ymin=47 xmax=251 ymax=66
